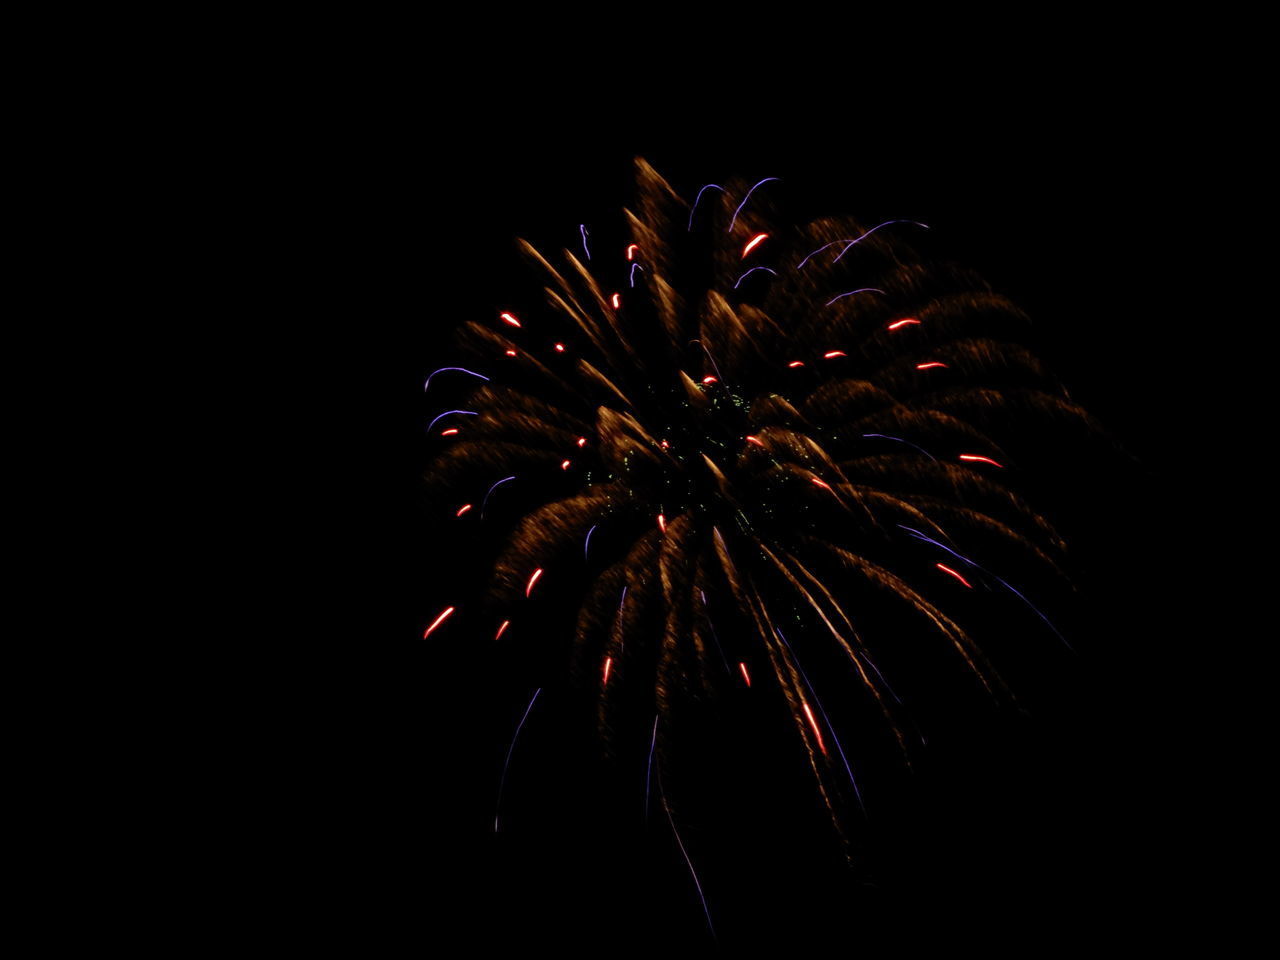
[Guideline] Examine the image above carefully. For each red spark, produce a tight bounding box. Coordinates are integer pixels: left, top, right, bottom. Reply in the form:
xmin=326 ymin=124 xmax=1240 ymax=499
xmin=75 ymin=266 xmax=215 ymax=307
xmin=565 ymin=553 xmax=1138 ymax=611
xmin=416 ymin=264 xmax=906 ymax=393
xmin=936 ymin=563 xmax=973 ymax=588
xmin=802 ymin=702 xmax=828 ymax=755
xmin=577 ymin=437 xmax=587 ymax=447
xmin=440 ymin=428 xmax=459 ymax=436
xmin=739 ymin=662 xmax=752 ymax=687
xmin=745 ymin=435 xmax=764 ymax=447
xmin=611 ymin=293 xmax=621 ymax=309
xmin=603 ymin=656 xmax=613 ymax=686
xmin=702 ymin=376 xmax=717 ymax=384
xmin=561 ymin=459 xmax=571 ymax=470
xmin=423 ymin=606 xmax=455 ymax=638
xmin=959 ymin=454 xmax=1004 ymax=468
xmin=660 ymin=440 xmax=669 ymax=450
xmin=554 ymin=343 xmax=565 ymax=352
xmin=495 ymin=620 xmax=510 ymax=640
xmin=500 ymin=312 xmax=521 ymax=328
xmin=657 ymin=514 xmax=666 ymax=532
xmin=811 ymin=476 xmax=833 ymax=491
xmin=505 ymin=349 xmax=518 ymax=357
xmin=742 ymin=233 xmax=769 ymax=257
xmin=626 ymin=244 xmax=638 ymax=260
xmin=788 ymin=361 xmax=805 ymax=368
xmin=824 ymin=350 xmax=847 ymax=359
xmin=888 ymin=318 xmax=921 ymax=330
xmin=455 ymin=504 xmax=472 ymax=517
xmin=916 ymin=362 xmax=948 ymax=370
xmin=525 ymin=568 xmax=543 ymax=596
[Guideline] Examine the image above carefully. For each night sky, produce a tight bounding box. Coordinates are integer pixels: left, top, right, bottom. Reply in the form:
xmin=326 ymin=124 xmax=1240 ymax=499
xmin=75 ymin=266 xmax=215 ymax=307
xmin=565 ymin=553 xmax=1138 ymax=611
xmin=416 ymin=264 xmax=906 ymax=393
xmin=302 ymin=86 xmax=1231 ymax=951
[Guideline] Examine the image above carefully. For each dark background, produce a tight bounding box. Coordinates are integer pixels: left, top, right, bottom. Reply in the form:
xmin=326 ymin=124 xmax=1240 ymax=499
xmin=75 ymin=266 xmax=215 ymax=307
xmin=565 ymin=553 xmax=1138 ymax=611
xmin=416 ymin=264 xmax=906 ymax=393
xmin=291 ymin=84 xmax=1237 ymax=951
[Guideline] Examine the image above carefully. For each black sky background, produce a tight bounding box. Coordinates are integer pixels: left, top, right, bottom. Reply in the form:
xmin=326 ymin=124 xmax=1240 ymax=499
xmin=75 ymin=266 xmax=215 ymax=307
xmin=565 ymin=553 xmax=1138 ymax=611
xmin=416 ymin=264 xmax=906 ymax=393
xmin=285 ymin=81 xmax=1239 ymax=951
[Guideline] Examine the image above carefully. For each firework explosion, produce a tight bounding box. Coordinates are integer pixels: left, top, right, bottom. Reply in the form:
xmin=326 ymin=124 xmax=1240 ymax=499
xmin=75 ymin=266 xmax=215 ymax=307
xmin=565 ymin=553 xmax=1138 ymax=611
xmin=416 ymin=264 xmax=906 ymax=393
xmin=424 ymin=158 xmax=1099 ymax=932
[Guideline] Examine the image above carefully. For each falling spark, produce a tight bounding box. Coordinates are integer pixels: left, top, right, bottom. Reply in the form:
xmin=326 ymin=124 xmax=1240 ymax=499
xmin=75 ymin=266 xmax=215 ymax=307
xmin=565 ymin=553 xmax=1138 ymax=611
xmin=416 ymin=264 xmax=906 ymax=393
xmin=811 ymin=476 xmax=833 ymax=491
xmin=584 ymin=524 xmax=597 ymax=559
xmin=916 ymin=362 xmax=948 ymax=370
xmin=580 ymin=224 xmax=590 ymax=260
xmin=823 ymin=350 xmax=847 ymax=359
xmin=577 ymin=437 xmax=587 ymax=447
xmin=788 ymin=361 xmax=805 ymax=368
xmin=440 ymin=428 xmax=459 ymax=436
xmin=887 ymin=318 xmax=921 ymax=330
xmin=500 ymin=312 xmax=521 ymax=328
xmin=742 ymin=233 xmax=768 ymax=257
xmin=603 ymin=656 xmax=613 ymax=686
xmin=424 ymin=367 xmax=489 ymax=391
xmin=455 ymin=504 xmax=472 ymax=517
xmin=959 ymin=454 xmax=1004 ymax=468
xmin=728 ymin=177 xmax=780 ymax=232
xmin=825 ymin=287 xmax=885 ymax=307
xmin=481 ymin=475 xmax=516 ymax=518
xmin=526 ymin=568 xmax=543 ymax=596
xmin=423 ymin=606 xmax=455 ymax=638
xmin=738 ymin=662 xmax=752 ymax=687
xmin=629 ymin=262 xmax=644 ymax=287
xmin=702 ymin=376 xmax=717 ymax=384
xmin=626 ymin=244 xmax=638 ymax=260
xmin=862 ymin=433 xmax=938 ymax=462
xmin=611 ymin=293 xmax=621 ymax=309
xmin=561 ymin=459 xmax=571 ymax=470
xmin=554 ymin=343 xmax=565 ymax=352
xmin=660 ymin=770 xmax=716 ymax=941
xmin=801 ymin=701 xmax=828 ymax=755
xmin=733 ymin=266 xmax=778 ymax=289
xmin=744 ymin=435 xmax=765 ymax=447
xmin=495 ymin=620 xmax=510 ymax=640
xmin=936 ymin=563 xmax=973 ymax=588
xmin=494 ymin=687 xmax=542 ymax=832
xmin=657 ymin=514 xmax=666 ymax=533
xmin=644 ymin=714 xmax=658 ymax=818
xmin=505 ymin=349 xmax=518 ymax=357
xmin=687 ymin=183 xmax=725 ymax=230
xmin=660 ymin=440 xmax=669 ymax=450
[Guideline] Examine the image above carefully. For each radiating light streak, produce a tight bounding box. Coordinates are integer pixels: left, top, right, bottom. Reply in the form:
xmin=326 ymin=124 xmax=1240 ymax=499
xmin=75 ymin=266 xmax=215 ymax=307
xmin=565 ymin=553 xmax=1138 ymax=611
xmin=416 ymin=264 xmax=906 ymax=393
xmin=702 ymin=376 xmax=717 ymax=384
xmin=644 ymin=714 xmax=658 ymax=819
xmin=657 ymin=514 xmax=666 ymax=533
xmin=602 ymin=656 xmax=613 ymax=686
xmin=495 ymin=620 xmax=510 ymax=640
xmin=916 ymin=362 xmax=948 ymax=370
xmin=898 ymin=524 xmax=1071 ymax=649
xmin=862 ymin=433 xmax=938 ymax=462
xmin=959 ymin=454 xmax=1004 ymax=467
xmin=626 ymin=243 xmax=638 ymax=260
xmin=427 ymin=409 xmax=477 ymax=432
xmin=738 ymin=662 xmax=752 ymax=687
xmin=824 ymin=350 xmax=847 ymax=358
xmin=500 ymin=312 xmax=521 ymax=327
xmin=732 ymin=266 xmax=778 ymax=289
xmin=525 ymin=568 xmax=543 ymax=596
xmin=629 ymin=262 xmax=644 ymax=287
xmin=560 ymin=459 xmax=571 ymax=470
xmin=422 ymin=606 xmax=455 ymax=638
xmin=728 ymin=177 xmax=780 ymax=232
xmin=577 ymin=437 xmax=587 ymax=447
xmin=687 ymin=183 xmax=724 ymax=230
xmin=611 ymin=293 xmax=621 ymax=309
xmin=936 ymin=563 xmax=973 ymax=588
xmin=481 ymin=475 xmax=515 ymax=518
xmin=825 ymin=287 xmax=884 ymax=306
xmin=745 ymin=435 xmax=765 ymax=447
xmin=424 ymin=367 xmax=489 ymax=391
xmin=887 ymin=318 xmax=921 ymax=330
xmin=660 ymin=769 xmax=716 ymax=941
xmin=584 ymin=524 xmax=597 ymax=559
xmin=831 ymin=220 xmax=931 ymax=262
xmin=811 ymin=476 xmax=833 ymax=491
xmin=788 ymin=360 xmax=805 ymax=368
xmin=801 ymin=702 xmax=828 ymax=755
xmin=494 ymin=687 xmax=541 ymax=832
xmin=455 ymin=504 xmax=472 ymax=517
xmin=579 ymin=224 xmax=590 ymax=260
xmin=554 ymin=342 xmax=565 ymax=352
xmin=742 ymin=232 xmax=769 ymax=257
xmin=440 ymin=428 xmax=459 ymax=436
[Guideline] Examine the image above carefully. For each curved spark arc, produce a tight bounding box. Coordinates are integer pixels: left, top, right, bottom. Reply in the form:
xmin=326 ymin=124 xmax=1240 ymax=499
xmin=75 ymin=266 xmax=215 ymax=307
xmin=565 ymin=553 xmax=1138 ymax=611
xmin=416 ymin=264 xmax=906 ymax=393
xmin=427 ymin=409 xmax=478 ymax=432
xmin=727 ymin=177 xmax=780 ymax=232
xmin=494 ymin=687 xmax=542 ymax=832
xmin=687 ymin=184 xmax=724 ymax=230
xmin=659 ymin=769 xmax=716 ymax=941
xmin=825 ymin=287 xmax=884 ymax=306
xmin=831 ymin=219 xmax=931 ymax=262
xmin=733 ymin=266 xmax=778 ymax=289
xmin=424 ymin=367 xmax=489 ymax=391
xmin=481 ymin=476 xmax=516 ymax=519
xmin=862 ymin=433 xmax=938 ymax=462
xmin=580 ymin=224 xmax=591 ymax=260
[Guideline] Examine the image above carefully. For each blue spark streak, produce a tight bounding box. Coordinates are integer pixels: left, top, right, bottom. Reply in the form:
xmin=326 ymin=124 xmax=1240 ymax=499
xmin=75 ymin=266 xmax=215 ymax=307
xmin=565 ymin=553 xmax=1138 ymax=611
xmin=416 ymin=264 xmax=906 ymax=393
xmin=481 ymin=475 xmax=516 ymax=518
xmin=728 ymin=177 xmax=780 ymax=232
xmin=427 ymin=409 xmax=478 ymax=432
xmin=733 ymin=266 xmax=778 ymax=289
xmin=825 ymin=287 xmax=884 ymax=307
xmin=687 ymin=184 xmax=724 ymax=231
xmin=494 ymin=687 xmax=542 ymax=832
xmin=862 ymin=433 xmax=938 ymax=462
xmin=424 ymin=367 xmax=489 ymax=391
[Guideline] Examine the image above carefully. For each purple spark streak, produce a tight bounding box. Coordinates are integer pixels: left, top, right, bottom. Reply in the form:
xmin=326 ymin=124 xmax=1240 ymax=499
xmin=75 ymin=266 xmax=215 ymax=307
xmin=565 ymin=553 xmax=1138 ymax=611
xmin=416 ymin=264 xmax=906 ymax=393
xmin=688 ymin=339 xmax=725 ymax=386
xmin=862 ymin=433 xmax=938 ymax=462
xmin=424 ymin=367 xmax=489 ymax=391
xmin=687 ymin=184 xmax=724 ymax=230
xmin=776 ymin=628 xmax=865 ymax=812
xmin=580 ymin=224 xmax=590 ymax=260
xmin=825 ymin=287 xmax=885 ymax=307
xmin=831 ymin=220 xmax=930 ymax=262
xmin=733 ymin=266 xmax=778 ymax=289
xmin=629 ymin=262 xmax=644 ymax=287
xmin=659 ymin=768 xmax=716 ymax=941
xmin=728 ymin=177 xmax=780 ymax=232
xmin=699 ymin=589 xmax=732 ymax=675
xmin=494 ymin=687 xmax=542 ymax=832
xmin=584 ymin=524 xmax=597 ymax=559
xmin=796 ymin=239 xmax=848 ymax=270
xmin=644 ymin=713 xmax=658 ymax=820
xmin=427 ymin=409 xmax=478 ymax=432
xmin=481 ymin=475 xmax=516 ymax=518
xmin=897 ymin=524 xmax=1072 ymax=650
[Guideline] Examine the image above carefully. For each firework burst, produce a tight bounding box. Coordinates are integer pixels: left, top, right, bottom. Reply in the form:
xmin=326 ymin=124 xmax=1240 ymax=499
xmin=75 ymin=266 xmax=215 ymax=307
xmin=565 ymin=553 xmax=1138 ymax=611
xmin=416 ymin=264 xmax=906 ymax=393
xmin=424 ymin=158 xmax=1099 ymax=921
